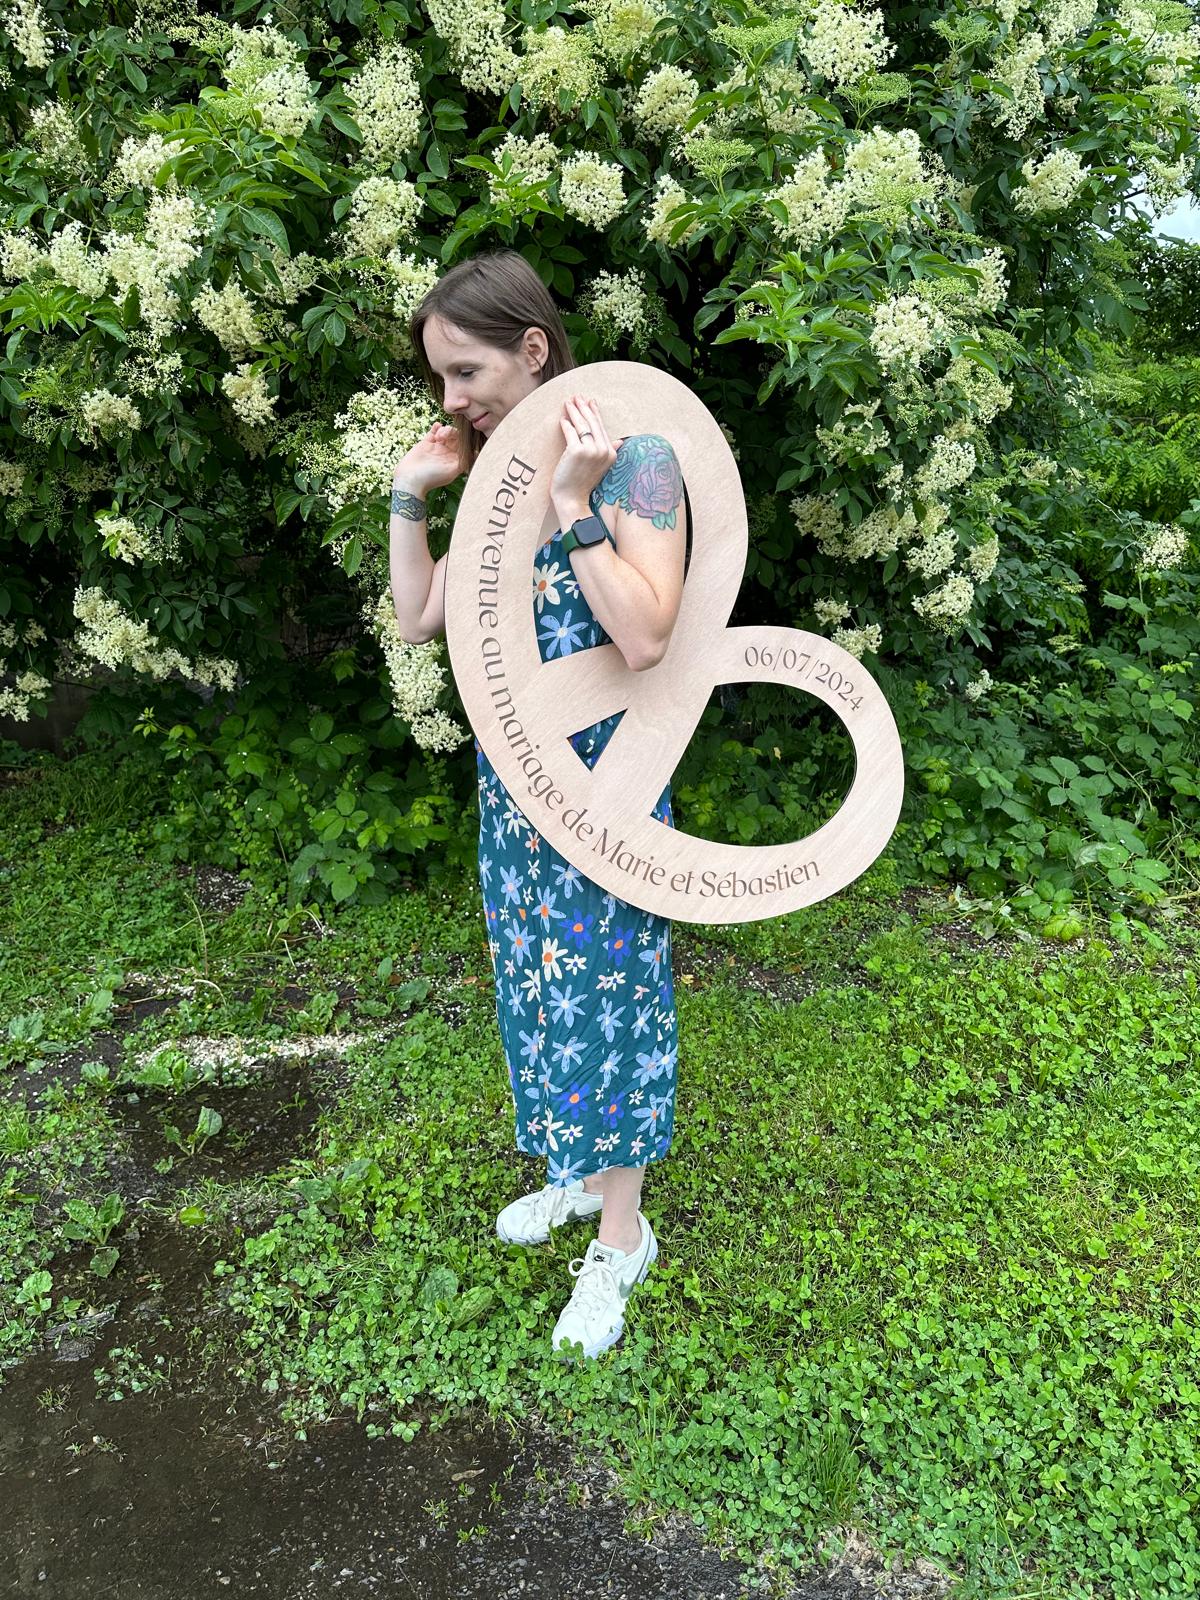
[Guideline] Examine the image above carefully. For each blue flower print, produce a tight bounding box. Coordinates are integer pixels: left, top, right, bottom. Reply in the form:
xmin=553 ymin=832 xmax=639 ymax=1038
xmin=596 ymin=1000 xmax=625 ymax=1043
xmin=539 ymin=607 xmax=587 ymax=659
xmin=604 ymin=925 xmax=636 ymax=966
xmin=554 ymin=1079 xmax=592 ymax=1120
xmin=491 ymin=814 xmax=505 ymax=849
xmin=564 ymin=910 xmax=595 ymax=950
xmin=532 ymin=888 xmax=566 ymax=929
xmin=549 ymin=984 xmax=587 ymax=1027
xmin=547 ymin=1153 xmax=586 ymax=1187
xmin=634 ymin=1045 xmax=667 ymax=1088
xmin=506 ymin=922 xmax=534 ymax=963
xmin=519 ymin=1027 xmax=543 ymax=1066
xmin=598 ymin=1090 xmax=627 ymax=1129
xmin=507 ymin=981 xmax=523 ymax=1016
xmin=630 ymin=1004 xmax=654 ymax=1038
xmin=550 ymin=1035 xmax=584 ymax=1072
xmin=483 ymin=900 xmax=500 ymax=937
xmin=479 ymin=852 xmax=493 ymax=888
xmin=500 ymin=865 xmax=523 ymax=905
xmin=553 ymin=860 xmax=583 ymax=900
xmin=639 ymin=940 xmax=665 ymax=982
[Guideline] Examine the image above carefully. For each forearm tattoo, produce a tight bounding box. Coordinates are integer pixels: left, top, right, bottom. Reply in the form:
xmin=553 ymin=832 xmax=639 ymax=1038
xmin=390 ymin=486 xmax=427 ymax=520
xmin=593 ymin=433 xmax=684 ymax=529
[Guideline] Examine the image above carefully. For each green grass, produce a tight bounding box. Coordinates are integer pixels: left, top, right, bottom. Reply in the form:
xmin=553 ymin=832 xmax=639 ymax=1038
xmin=3 ymin=748 xmax=1199 ymax=1600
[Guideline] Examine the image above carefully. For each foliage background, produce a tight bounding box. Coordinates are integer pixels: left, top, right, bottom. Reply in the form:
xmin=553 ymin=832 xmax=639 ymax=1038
xmin=1 ymin=0 xmax=1198 ymax=916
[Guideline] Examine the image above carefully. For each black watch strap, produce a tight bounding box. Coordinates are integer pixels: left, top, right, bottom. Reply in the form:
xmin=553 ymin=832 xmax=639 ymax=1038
xmin=561 ymin=512 xmax=612 ymax=559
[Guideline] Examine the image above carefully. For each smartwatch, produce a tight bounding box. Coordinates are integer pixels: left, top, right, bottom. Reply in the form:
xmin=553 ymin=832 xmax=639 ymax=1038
xmin=560 ymin=511 xmax=613 ymax=560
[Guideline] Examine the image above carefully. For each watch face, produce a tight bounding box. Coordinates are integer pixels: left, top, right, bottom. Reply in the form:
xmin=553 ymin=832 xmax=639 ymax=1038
xmin=575 ymin=513 xmax=608 ymax=545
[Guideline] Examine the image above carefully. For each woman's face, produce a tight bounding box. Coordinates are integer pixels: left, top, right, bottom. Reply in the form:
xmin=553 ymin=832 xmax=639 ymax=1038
xmin=423 ymin=313 xmax=548 ymax=438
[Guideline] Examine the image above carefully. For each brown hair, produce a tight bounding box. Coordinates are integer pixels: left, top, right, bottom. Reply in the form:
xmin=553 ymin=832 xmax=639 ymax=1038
xmin=408 ymin=248 xmax=577 ymax=474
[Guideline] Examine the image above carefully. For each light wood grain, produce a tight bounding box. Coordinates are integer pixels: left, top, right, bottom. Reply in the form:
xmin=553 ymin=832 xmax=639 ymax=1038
xmin=445 ymin=360 xmax=904 ymax=925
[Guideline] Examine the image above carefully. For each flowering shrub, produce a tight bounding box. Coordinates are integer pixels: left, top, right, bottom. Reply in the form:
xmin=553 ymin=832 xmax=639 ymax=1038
xmin=1 ymin=0 xmax=1198 ymax=904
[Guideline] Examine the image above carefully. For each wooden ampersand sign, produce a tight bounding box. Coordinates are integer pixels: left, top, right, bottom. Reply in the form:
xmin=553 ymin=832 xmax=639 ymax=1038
xmin=444 ymin=360 xmax=903 ymax=925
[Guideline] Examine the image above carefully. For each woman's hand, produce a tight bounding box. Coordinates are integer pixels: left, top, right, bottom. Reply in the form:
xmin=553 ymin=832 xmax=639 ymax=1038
xmin=550 ymin=396 xmax=617 ymax=511
xmin=393 ymin=422 xmax=464 ymax=495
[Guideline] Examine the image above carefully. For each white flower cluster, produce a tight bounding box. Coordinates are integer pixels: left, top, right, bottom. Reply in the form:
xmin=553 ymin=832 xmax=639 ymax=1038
xmin=223 ymin=18 xmax=316 ymax=139
xmin=108 ymin=132 xmax=173 ymax=195
xmin=48 ymin=222 xmax=110 ymax=298
xmin=79 ymin=388 xmax=142 ymax=440
xmin=328 ymin=382 xmax=441 ymax=511
xmin=630 ymin=63 xmax=700 ymax=139
xmin=518 ymin=25 xmax=603 ymax=118
xmin=1014 ymin=146 xmax=1086 ymax=214
xmin=816 ymin=398 xmax=892 ymax=467
xmin=1044 ymin=0 xmax=1098 ymax=50
xmin=344 ymin=176 xmax=422 ymax=259
xmin=96 ymin=511 xmax=174 ymax=564
xmin=558 ymin=152 xmax=626 ymax=228
xmin=790 ymin=493 xmax=844 ymax=552
xmin=905 ymin=521 xmax=958 ymax=579
xmin=345 ymin=39 xmax=424 ymax=166
xmin=386 ymin=251 xmax=439 ymax=339
xmin=0 ymin=229 xmax=47 ymax=280
xmin=915 ymin=436 xmax=977 ymax=500
xmin=644 ymin=172 xmax=701 ymax=247
xmin=577 ymin=0 xmax=667 ymax=67
xmin=29 ymin=100 xmax=88 ymax=176
xmin=967 ymin=535 xmax=1000 ymax=581
xmin=100 ymin=192 xmax=205 ymax=344
xmin=488 ymin=131 xmax=560 ymax=204
xmin=869 ymin=292 xmax=948 ymax=376
xmin=1140 ymin=146 xmax=1191 ymax=213
xmin=3 ymin=0 xmax=53 ymax=67
xmin=1137 ymin=521 xmax=1190 ymax=570
xmin=73 ymin=586 xmax=238 ymax=690
xmin=803 ymin=2 xmax=893 ymax=88
xmin=193 ymin=278 xmax=261 ymax=352
xmin=766 ymin=150 xmax=849 ymax=250
xmin=1117 ymin=2 xmax=1200 ymax=86
xmin=221 ymin=364 xmax=276 ymax=426
xmin=0 ymin=458 xmax=26 ymax=494
xmin=423 ymin=0 xmax=519 ymax=98
xmin=911 ymin=571 xmax=975 ymax=629
xmin=936 ymin=355 xmax=1013 ymax=426
xmin=262 ymin=248 xmax=322 ymax=305
xmin=765 ymin=126 xmax=946 ymax=251
xmin=580 ymin=267 xmax=656 ymax=349
xmin=366 ymin=589 xmax=466 ymax=752
xmin=0 ymin=669 xmax=53 ymax=722
xmin=814 ymin=597 xmax=851 ymax=625
xmin=964 ymin=668 xmax=993 ymax=702
xmin=832 ymin=622 xmax=883 ymax=659
xmin=990 ymin=31 xmax=1046 ymax=140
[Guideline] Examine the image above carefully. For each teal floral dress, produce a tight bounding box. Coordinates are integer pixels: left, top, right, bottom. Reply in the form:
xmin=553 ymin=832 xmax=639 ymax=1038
xmin=474 ymin=435 xmax=682 ymax=1188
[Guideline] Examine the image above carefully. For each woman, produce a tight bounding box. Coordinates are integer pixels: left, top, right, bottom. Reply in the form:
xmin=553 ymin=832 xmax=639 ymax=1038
xmin=389 ymin=249 xmax=687 ymax=1360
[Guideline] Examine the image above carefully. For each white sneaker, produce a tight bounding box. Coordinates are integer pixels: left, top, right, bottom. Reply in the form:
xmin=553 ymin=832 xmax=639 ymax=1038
xmin=551 ymin=1211 xmax=658 ymax=1359
xmin=495 ymin=1178 xmax=604 ymax=1246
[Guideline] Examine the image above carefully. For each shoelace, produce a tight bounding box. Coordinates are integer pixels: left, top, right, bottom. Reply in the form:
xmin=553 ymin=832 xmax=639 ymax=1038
xmin=566 ymin=1252 xmax=621 ymax=1321
xmin=526 ymin=1185 xmax=571 ymax=1230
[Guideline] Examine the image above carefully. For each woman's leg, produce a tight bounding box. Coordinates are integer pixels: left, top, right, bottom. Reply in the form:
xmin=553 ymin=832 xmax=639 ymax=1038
xmin=581 ymin=1165 xmax=646 ymax=1254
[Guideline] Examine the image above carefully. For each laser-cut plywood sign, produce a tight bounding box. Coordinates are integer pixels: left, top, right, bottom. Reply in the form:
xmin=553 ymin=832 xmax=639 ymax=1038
xmin=444 ymin=361 xmax=904 ymax=925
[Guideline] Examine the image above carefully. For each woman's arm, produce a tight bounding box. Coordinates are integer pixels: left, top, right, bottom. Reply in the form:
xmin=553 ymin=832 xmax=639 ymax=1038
xmin=552 ymin=434 xmax=687 ymax=671
xmin=389 ymin=471 xmax=447 ymax=643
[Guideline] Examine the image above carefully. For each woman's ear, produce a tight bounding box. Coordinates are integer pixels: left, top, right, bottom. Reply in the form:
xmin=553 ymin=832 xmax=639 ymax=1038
xmin=523 ymin=325 xmax=549 ymax=374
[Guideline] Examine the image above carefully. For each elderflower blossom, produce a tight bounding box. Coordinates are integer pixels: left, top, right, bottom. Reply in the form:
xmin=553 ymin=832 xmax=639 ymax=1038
xmin=0 ymin=229 xmax=47 ymax=281
xmin=144 ymin=190 xmax=204 ymax=275
xmin=814 ymin=598 xmax=851 ymax=625
xmin=1044 ymin=0 xmax=1098 ymax=50
xmin=221 ymin=364 xmax=276 ymax=426
xmin=73 ymin=586 xmax=238 ymax=689
xmin=937 ymin=355 xmax=1013 ymax=427
xmin=108 ymin=132 xmax=173 ymax=194
xmin=0 ymin=668 xmax=53 ymax=722
xmin=423 ymin=0 xmax=519 ymax=98
xmin=1014 ymin=146 xmax=1087 ymax=214
xmin=367 ymin=589 xmax=467 ymax=752
xmin=990 ymin=31 xmax=1046 ymax=140
xmin=28 ymin=100 xmax=88 ymax=176
xmin=559 ymin=152 xmax=626 ymax=228
xmin=0 ymin=460 xmax=25 ymax=495
xmin=967 ymin=535 xmax=999 ymax=581
xmin=630 ymin=63 xmax=700 ymax=139
xmin=47 ymin=222 xmax=109 ymax=298
xmin=330 ymin=383 xmax=441 ymax=511
xmin=344 ymin=176 xmax=422 ymax=259
xmin=193 ymin=278 xmax=261 ymax=352
xmin=101 ymin=194 xmax=205 ymax=346
xmin=832 ymin=623 xmax=883 ymax=659
xmin=79 ymin=389 xmax=142 ymax=440
xmin=223 ymin=19 xmax=316 ymax=139
xmin=790 ymin=493 xmax=844 ymax=552
xmin=578 ymin=0 xmax=667 ymax=67
xmin=764 ymin=150 xmax=851 ymax=250
xmin=263 ymin=248 xmax=321 ymax=305
xmin=911 ymin=571 xmax=975 ymax=629
xmin=915 ymin=437 xmax=977 ymax=500
xmin=870 ymin=293 xmax=948 ymax=376
xmin=804 ymin=2 xmax=893 ymax=88
xmin=95 ymin=512 xmax=162 ymax=564
xmin=345 ymin=40 xmax=424 ymax=165
xmin=580 ymin=267 xmax=655 ymax=349
xmin=644 ymin=173 xmax=701 ymax=246
xmin=1140 ymin=146 xmax=1191 ymax=212
xmin=905 ymin=524 xmax=958 ymax=579
xmin=2 ymin=0 xmax=53 ymax=67
xmin=487 ymin=130 xmax=559 ymax=204
xmin=842 ymin=125 xmax=945 ymax=216
xmin=964 ymin=668 xmax=993 ymax=701
xmin=1137 ymin=521 xmax=1190 ymax=570
xmin=386 ymin=252 xmax=439 ymax=343
xmin=518 ymin=26 xmax=603 ymax=117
